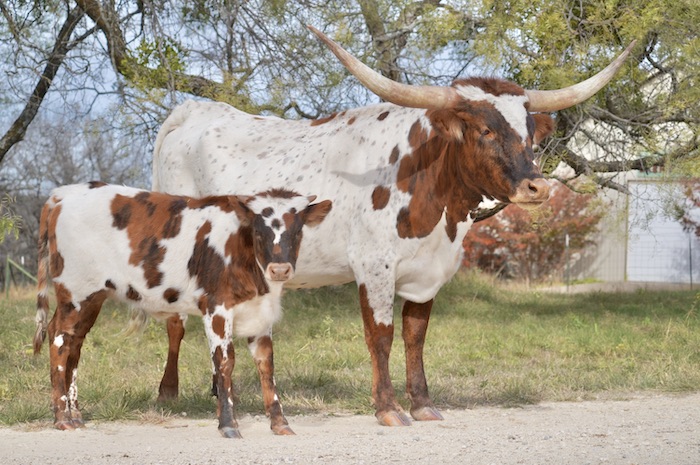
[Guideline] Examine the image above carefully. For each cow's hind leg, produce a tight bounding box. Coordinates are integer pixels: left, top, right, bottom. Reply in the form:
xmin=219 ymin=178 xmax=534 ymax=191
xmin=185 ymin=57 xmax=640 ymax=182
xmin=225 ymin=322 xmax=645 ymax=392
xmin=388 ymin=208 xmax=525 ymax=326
xmin=358 ymin=284 xmax=411 ymax=426
xmin=157 ymin=314 xmax=186 ymax=402
xmin=248 ymin=334 xmax=294 ymax=435
xmin=48 ymin=289 xmax=106 ymax=430
xmin=402 ymin=299 xmax=443 ymax=421
xmin=203 ymin=310 xmax=241 ymax=438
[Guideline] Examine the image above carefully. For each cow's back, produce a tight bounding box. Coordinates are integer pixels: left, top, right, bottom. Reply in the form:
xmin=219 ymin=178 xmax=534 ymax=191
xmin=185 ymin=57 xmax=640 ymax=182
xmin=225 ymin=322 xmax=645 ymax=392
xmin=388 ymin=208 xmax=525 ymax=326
xmin=152 ymin=100 xmax=469 ymax=298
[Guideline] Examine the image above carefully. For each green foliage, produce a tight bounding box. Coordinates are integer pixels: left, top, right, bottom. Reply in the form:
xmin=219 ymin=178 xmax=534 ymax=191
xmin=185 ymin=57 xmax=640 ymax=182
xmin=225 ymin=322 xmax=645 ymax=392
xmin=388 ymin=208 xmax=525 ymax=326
xmin=1 ymin=275 xmax=699 ymax=426
xmin=122 ymin=38 xmax=187 ymax=91
xmin=0 ymin=195 xmax=21 ymax=244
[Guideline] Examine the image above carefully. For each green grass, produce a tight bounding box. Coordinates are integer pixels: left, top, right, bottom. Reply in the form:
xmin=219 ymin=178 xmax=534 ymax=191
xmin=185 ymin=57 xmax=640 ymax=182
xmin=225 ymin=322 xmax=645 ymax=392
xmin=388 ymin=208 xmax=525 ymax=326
xmin=1 ymin=271 xmax=699 ymax=425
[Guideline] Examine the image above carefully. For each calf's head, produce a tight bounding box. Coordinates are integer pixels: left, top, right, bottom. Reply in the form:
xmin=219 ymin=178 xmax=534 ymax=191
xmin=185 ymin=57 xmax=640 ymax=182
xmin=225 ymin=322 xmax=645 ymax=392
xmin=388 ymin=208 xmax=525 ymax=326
xmin=240 ymin=189 xmax=332 ymax=282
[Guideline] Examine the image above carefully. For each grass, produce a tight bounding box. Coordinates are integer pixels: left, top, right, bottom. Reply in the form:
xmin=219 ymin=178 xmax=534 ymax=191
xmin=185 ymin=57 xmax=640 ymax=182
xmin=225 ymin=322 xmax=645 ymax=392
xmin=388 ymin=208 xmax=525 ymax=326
xmin=1 ymin=271 xmax=698 ymax=426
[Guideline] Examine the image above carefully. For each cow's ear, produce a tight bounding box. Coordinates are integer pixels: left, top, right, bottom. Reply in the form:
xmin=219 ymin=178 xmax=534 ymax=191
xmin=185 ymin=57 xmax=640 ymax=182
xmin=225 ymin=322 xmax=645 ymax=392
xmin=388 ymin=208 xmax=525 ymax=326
xmin=303 ymin=199 xmax=333 ymax=227
xmin=532 ymin=113 xmax=555 ymax=146
xmin=233 ymin=195 xmax=255 ymax=225
xmin=428 ymin=109 xmax=465 ymax=142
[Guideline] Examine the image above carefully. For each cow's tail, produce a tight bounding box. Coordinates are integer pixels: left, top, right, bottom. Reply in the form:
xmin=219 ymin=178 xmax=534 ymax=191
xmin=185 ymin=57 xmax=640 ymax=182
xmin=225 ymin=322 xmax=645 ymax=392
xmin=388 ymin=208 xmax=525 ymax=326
xmin=152 ymin=101 xmax=195 ymax=191
xmin=33 ymin=201 xmax=53 ymax=355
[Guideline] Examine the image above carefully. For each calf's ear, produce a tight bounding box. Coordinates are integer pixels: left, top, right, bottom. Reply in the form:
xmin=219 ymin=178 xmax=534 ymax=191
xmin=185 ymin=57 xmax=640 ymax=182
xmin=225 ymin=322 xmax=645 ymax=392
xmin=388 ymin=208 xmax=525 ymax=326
xmin=233 ymin=195 xmax=255 ymax=225
xmin=303 ymin=199 xmax=333 ymax=227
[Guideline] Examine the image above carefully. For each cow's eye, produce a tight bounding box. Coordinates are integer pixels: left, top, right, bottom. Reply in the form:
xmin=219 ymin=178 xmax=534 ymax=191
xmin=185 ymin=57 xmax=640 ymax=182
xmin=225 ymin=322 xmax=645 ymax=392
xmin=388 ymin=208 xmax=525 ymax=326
xmin=481 ymin=128 xmax=491 ymax=137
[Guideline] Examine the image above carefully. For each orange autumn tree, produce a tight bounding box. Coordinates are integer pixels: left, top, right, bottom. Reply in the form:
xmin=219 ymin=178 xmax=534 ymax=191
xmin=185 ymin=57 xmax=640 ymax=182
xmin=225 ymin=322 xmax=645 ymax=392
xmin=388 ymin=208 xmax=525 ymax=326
xmin=463 ymin=181 xmax=604 ymax=283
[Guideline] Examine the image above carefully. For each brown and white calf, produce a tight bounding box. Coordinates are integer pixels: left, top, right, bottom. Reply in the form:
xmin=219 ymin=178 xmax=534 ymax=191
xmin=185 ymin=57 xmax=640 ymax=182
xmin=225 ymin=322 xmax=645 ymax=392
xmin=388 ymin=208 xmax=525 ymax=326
xmin=33 ymin=181 xmax=331 ymax=438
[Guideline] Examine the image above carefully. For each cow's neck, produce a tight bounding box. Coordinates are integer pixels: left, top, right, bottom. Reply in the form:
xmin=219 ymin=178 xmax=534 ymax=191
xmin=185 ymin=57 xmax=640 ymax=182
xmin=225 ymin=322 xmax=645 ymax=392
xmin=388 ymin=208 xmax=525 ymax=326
xmin=395 ymin=132 xmax=485 ymax=242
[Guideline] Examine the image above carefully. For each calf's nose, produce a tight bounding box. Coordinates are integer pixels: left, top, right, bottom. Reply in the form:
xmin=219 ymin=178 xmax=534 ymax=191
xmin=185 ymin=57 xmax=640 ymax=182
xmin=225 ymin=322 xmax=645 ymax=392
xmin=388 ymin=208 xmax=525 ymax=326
xmin=268 ymin=263 xmax=294 ymax=282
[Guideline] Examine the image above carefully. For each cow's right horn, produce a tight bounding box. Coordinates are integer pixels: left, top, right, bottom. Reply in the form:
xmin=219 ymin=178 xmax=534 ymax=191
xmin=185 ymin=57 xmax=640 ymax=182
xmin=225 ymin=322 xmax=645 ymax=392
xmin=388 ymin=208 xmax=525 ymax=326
xmin=525 ymin=40 xmax=637 ymax=112
xmin=308 ymin=25 xmax=460 ymax=110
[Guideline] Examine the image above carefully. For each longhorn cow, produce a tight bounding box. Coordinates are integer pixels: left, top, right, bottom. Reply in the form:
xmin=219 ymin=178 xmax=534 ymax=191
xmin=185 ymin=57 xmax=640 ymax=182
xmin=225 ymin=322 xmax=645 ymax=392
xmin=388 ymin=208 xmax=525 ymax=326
xmin=151 ymin=26 xmax=635 ymax=427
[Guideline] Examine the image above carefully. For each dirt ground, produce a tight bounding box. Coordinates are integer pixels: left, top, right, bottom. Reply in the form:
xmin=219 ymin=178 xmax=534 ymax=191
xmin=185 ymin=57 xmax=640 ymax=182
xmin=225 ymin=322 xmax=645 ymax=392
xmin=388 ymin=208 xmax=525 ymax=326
xmin=2 ymin=392 xmax=699 ymax=465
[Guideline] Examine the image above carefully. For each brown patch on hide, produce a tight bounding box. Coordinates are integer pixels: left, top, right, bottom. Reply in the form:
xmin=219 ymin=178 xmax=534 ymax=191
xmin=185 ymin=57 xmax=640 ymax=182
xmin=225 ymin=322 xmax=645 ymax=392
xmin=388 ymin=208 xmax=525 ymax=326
xmin=371 ymin=186 xmax=390 ymax=210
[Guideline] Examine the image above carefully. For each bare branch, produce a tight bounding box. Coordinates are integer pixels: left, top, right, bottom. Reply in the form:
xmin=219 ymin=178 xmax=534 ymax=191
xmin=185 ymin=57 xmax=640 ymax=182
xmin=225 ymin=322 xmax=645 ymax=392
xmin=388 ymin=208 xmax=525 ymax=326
xmin=0 ymin=6 xmax=86 ymax=164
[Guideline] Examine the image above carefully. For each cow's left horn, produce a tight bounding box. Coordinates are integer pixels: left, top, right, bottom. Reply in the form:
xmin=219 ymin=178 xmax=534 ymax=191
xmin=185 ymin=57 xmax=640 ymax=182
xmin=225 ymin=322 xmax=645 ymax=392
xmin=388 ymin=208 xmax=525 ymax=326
xmin=525 ymin=40 xmax=637 ymax=112
xmin=308 ymin=25 xmax=460 ymax=110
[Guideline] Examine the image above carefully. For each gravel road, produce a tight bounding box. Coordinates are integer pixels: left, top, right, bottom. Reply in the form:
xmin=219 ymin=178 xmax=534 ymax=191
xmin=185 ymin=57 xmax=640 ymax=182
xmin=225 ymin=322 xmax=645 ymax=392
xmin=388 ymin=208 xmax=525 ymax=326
xmin=2 ymin=393 xmax=699 ymax=465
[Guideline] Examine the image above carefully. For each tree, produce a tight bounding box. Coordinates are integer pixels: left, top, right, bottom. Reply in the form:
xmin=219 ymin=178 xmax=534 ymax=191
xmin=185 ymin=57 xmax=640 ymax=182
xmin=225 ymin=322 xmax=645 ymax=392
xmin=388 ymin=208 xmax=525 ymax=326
xmin=463 ymin=181 xmax=605 ymax=283
xmin=1 ymin=0 xmax=698 ymax=277
xmin=475 ymin=0 xmax=699 ymax=191
xmin=2 ymin=1 xmax=698 ymax=178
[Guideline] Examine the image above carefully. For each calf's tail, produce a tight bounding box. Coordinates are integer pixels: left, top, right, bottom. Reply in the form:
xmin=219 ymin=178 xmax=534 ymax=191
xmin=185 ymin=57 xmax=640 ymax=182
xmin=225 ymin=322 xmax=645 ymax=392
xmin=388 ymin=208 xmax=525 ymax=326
xmin=122 ymin=308 xmax=150 ymax=337
xmin=33 ymin=202 xmax=52 ymax=355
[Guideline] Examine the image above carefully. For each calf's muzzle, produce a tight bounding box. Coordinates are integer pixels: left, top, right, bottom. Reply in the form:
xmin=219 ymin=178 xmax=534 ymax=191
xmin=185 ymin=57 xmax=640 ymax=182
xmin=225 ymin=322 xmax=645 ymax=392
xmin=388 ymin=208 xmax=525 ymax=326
xmin=267 ymin=263 xmax=294 ymax=281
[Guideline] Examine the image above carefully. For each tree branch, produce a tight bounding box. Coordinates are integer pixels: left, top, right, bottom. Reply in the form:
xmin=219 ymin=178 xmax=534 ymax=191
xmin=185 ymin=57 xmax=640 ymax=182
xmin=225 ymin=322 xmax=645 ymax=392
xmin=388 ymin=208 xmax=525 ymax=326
xmin=0 ymin=6 xmax=85 ymax=164
xmin=75 ymin=0 xmax=266 ymax=113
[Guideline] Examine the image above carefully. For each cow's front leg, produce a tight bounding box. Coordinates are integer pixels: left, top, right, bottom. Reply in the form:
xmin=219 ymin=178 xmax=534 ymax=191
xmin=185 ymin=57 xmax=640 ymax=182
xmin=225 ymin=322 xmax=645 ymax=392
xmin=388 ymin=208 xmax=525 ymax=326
xmin=203 ymin=309 xmax=240 ymax=438
xmin=402 ymin=299 xmax=443 ymax=421
xmin=158 ymin=314 xmax=186 ymax=402
xmin=248 ymin=334 xmax=294 ymax=435
xmin=358 ymin=284 xmax=411 ymax=426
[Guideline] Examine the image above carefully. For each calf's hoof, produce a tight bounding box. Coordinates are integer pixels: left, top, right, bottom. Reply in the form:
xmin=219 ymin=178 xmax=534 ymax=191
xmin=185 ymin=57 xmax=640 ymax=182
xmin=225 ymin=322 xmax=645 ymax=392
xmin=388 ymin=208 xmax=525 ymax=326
xmin=219 ymin=426 xmax=243 ymax=439
xmin=55 ymin=420 xmax=76 ymax=431
xmin=376 ymin=410 xmax=412 ymax=427
xmin=411 ymin=406 xmax=444 ymax=421
xmin=70 ymin=417 xmax=86 ymax=428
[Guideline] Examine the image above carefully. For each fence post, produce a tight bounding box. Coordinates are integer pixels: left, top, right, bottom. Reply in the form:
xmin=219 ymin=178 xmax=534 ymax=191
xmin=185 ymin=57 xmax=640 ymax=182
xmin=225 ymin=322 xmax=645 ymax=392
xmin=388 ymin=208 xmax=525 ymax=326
xmin=565 ymin=233 xmax=570 ymax=292
xmin=690 ymin=231 xmax=694 ymax=290
xmin=4 ymin=257 xmax=9 ymax=299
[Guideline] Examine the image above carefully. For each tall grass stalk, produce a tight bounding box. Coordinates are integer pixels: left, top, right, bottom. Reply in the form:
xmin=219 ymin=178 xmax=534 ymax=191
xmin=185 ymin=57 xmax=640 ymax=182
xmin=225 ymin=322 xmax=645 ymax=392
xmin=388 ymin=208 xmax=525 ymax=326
xmin=1 ymin=271 xmax=698 ymax=425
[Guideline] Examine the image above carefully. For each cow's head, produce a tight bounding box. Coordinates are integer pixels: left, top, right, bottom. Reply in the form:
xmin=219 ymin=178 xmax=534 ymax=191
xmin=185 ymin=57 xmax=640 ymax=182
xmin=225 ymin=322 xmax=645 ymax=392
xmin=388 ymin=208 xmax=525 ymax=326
xmin=239 ymin=189 xmax=332 ymax=282
xmin=309 ymin=26 xmax=635 ymax=210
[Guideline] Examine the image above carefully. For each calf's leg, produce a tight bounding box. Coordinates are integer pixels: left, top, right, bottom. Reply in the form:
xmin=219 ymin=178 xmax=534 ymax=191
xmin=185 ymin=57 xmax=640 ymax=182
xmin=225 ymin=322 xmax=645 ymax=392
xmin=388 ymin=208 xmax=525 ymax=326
xmin=248 ymin=334 xmax=294 ymax=435
xmin=48 ymin=289 xmax=106 ymax=429
xmin=202 ymin=310 xmax=240 ymax=438
xmin=402 ymin=299 xmax=443 ymax=421
xmin=157 ymin=314 xmax=186 ymax=402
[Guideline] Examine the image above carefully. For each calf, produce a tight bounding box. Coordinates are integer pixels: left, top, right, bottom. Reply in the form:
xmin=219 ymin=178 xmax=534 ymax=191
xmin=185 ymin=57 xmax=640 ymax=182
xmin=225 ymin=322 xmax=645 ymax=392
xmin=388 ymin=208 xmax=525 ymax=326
xmin=33 ymin=181 xmax=332 ymax=438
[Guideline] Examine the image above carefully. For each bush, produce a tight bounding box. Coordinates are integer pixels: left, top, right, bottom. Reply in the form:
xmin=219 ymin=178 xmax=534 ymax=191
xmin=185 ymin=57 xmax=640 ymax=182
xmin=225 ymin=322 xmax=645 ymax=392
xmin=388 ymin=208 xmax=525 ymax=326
xmin=463 ymin=181 xmax=604 ymax=283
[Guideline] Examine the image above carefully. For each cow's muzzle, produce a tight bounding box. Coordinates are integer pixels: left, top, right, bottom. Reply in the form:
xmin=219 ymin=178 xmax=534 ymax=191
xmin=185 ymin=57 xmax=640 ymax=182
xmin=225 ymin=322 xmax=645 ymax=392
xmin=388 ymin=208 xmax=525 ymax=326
xmin=267 ymin=263 xmax=294 ymax=282
xmin=509 ymin=178 xmax=551 ymax=210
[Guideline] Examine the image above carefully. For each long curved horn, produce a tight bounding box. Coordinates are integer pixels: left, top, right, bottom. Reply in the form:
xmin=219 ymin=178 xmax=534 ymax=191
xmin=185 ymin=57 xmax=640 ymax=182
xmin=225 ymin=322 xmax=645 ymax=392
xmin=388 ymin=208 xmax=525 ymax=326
xmin=308 ymin=25 xmax=461 ymax=110
xmin=526 ymin=40 xmax=637 ymax=112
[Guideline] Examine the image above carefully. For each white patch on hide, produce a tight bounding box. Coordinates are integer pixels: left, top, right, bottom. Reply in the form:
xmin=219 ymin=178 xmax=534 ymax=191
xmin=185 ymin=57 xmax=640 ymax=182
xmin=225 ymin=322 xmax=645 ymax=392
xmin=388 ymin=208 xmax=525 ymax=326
xmin=455 ymin=85 xmax=529 ymax=141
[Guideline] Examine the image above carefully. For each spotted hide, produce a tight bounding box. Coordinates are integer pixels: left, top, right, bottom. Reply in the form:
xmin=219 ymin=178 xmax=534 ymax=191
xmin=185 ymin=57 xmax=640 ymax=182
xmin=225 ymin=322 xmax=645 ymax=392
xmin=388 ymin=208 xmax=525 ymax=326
xmin=33 ymin=182 xmax=332 ymax=438
xmin=151 ymin=29 xmax=634 ymax=426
